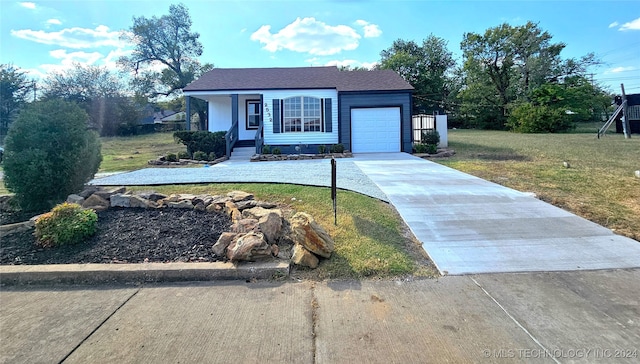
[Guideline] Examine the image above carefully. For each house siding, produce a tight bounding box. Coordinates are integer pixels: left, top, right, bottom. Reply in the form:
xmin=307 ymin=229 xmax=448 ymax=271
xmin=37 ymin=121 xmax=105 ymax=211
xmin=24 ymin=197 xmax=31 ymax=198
xmin=208 ymin=94 xmax=261 ymax=140
xmin=262 ymin=89 xmax=339 ymax=145
xmin=338 ymin=91 xmax=413 ymax=152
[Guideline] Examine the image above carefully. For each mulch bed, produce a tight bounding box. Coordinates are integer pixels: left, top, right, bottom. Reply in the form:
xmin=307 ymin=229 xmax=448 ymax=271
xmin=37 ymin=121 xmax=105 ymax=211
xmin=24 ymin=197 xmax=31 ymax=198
xmin=0 ymin=208 xmax=232 ymax=265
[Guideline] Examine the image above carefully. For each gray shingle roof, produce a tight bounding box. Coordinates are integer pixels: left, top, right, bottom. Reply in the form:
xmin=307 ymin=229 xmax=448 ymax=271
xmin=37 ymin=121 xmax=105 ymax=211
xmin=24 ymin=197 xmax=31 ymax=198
xmin=183 ymin=66 xmax=413 ymax=92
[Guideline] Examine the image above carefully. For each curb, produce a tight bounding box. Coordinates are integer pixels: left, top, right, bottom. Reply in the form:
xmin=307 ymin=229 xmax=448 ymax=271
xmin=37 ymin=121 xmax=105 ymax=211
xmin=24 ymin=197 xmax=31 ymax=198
xmin=0 ymin=260 xmax=290 ymax=285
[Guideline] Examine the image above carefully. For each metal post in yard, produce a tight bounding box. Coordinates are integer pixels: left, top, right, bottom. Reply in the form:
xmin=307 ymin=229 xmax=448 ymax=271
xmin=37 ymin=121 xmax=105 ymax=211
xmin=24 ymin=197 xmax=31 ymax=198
xmin=331 ymin=158 xmax=337 ymax=226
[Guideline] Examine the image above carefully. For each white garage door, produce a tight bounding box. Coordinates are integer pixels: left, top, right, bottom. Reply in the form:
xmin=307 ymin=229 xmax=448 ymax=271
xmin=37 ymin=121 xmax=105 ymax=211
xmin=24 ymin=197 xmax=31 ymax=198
xmin=351 ymin=107 xmax=401 ymax=153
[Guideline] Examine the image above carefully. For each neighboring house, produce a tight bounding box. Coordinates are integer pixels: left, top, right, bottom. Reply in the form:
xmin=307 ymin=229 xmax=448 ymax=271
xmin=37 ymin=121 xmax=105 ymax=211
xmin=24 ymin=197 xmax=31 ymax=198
xmin=154 ymin=110 xmax=186 ymax=124
xmin=182 ymin=66 xmax=414 ymax=155
xmin=615 ymin=93 xmax=640 ymax=134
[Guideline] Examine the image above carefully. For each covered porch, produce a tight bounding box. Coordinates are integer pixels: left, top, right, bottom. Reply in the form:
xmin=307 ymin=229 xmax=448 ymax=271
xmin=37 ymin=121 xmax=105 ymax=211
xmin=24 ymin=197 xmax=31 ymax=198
xmin=185 ymin=92 xmax=264 ymax=157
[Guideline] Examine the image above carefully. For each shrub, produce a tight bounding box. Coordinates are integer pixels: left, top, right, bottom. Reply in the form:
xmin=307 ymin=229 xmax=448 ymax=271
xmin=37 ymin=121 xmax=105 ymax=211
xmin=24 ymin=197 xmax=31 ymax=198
xmin=318 ymin=145 xmax=327 ymax=154
xmin=193 ymin=151 xmax=208 ymax=160
xmin=414 ymin=143 xmax=428 ymax=153
xmin=165 ymin=153 xmax=178 ymax=162
xmin=177 ymin=151 xmax=190 ymax=159
xmin=173 ymin=131 xmax=226 ymax=157
xmin=208 ymin=152 xmax=217 ymax=161
xmin=262 ymin=145 xmax=271 ymax=154
xmin=426 ymin=144 xmax=438 ymax=154
xmin=3 ymin=100 xmax=102 ymax=211
xmin=330 ymin=144 xmax=345 ymax=153
xmin=272 ymin=147 xmax=282 ymax=155
xmin=35 ymin=203 xmax=98 ymax=247
xmin=421 ymin=130 xmax=440 ymax=146
xmin=506 ymin=103 xmax=575 ymax=133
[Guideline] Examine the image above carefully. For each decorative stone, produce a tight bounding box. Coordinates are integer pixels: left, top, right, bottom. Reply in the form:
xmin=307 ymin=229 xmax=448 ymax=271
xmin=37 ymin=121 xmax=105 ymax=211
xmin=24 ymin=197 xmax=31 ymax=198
xmin=82 ymin=194 xmax=109 ymax=211
xmin=167 ymin=200 xmax=194 ymax=209
xmin=0 ymin=220 xmax=35 ymax=238
xmin=212 ymin=232 xmax=237 ymax=256
xmin=243 ymin=207 xmax=283 ymax=244
xmin=226 ymin=232 xmax=272 ymax=261
xmin=271 ymin=244 xmax=279 ymax=257
xmin=110 ymin=193 xmax=131 ymax=208
xmin=66 ymin=194 xmax=85 ymax=205
xmin=224 ymin=201 xmax=242 ymax=221
xmin=290 ymin=212 xmax=334 ymax=258
xmin=235 ymin=200 xmax=258 ymax=211
xmin=206 ymin=203 xmax=223 ymax=213
xmin=231 ymin=219 xmax=259 ymax=234
xmin=194 ymin=202 xmax=206 ymax=212
xmin=78 ymin=186 xmax=101 ymax=198
xmin=291 ymin=244 xmax=319 ymax=269
xmin=257 ymin=201 xmax=277 ymax=209
xmin=129 ymin=195 xmax=157 ymax=209
xmin=93 ymin=186 xmax=126 ymax=200
xmin=227 ymin=190 xmax=254 ymax=202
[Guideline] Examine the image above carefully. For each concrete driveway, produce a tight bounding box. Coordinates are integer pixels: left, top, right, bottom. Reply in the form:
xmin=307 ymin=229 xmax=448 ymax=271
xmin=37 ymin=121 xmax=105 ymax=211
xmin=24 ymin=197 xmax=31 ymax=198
xmin=91 ymin=153 xmax=640 ymax=275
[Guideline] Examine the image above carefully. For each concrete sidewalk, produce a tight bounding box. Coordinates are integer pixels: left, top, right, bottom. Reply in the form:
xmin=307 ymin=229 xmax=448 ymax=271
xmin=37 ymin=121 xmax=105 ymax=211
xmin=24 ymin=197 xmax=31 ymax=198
xmin=2 ymin=270 xmax=639 ymax=363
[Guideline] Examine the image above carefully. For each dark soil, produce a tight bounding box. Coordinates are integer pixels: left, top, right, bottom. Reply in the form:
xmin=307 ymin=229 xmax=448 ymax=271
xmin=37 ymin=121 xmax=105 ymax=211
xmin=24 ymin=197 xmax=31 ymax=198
xmin=0 ymin=208 xmax=232 ymax=265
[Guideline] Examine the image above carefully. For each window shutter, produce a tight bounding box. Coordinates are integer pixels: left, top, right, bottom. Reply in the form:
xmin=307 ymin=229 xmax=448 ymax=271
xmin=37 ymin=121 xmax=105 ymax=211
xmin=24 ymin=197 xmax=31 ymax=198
xmin=324 ymin=98 xmax=332 ymax=133
xmin=272 ymin=99 xmax=280 ymax=133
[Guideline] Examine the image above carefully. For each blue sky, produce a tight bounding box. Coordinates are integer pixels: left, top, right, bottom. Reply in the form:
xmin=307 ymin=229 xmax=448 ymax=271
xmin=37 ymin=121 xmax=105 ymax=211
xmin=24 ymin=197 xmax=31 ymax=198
xmin=1 ymin=0 xmax=639 ymax=93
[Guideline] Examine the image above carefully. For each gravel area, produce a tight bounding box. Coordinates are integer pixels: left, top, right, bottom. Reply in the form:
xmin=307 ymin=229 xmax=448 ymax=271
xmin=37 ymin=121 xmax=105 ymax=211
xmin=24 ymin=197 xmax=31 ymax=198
xmin=90 ymin=158 xmax=390 ymax=201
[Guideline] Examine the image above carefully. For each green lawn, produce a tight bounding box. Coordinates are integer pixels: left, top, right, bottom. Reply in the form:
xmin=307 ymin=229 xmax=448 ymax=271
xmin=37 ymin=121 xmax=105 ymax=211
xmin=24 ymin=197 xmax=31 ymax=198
xmin=99 ymin=132 xmax=187 ymax=172
xmin=437 ymin=130 xmax=640 ymax=240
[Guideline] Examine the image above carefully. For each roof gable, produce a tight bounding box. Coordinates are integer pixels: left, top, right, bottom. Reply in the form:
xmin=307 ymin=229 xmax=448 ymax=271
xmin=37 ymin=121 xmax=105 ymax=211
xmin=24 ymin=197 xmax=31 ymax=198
xmin=183 ymin=66 xmax=413 ymax=93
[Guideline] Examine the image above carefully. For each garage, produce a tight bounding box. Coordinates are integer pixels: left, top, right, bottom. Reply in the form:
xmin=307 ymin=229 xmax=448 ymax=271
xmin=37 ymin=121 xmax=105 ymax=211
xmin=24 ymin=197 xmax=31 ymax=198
xmin=350 ymin=107 xmax=401 ymax=152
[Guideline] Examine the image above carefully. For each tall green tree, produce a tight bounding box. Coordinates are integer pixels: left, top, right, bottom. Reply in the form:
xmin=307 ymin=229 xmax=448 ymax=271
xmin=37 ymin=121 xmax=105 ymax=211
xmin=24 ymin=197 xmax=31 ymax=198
xmin=460 ymin=22 xmax=565 ymax=129
xmin=119 ymin=3 xmax=212 ymax=130
xmin=379 ymin=35 xmax=456 ymax=114
xmin=1 ymin=64 xmax=34 ymax=138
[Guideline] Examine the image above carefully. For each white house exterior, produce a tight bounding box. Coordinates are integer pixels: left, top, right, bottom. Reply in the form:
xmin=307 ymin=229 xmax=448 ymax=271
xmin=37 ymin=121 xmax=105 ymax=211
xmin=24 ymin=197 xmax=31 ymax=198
xmin=183 ymin=66 xmax=413 ymax=155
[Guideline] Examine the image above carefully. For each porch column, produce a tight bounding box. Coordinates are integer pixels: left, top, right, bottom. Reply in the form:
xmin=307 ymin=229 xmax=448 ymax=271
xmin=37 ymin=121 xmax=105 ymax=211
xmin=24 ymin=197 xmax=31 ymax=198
xmin=185 ymin=96 xmax=191 ymax=131
xmin=231 ymin=94 xmax=238 ymax=127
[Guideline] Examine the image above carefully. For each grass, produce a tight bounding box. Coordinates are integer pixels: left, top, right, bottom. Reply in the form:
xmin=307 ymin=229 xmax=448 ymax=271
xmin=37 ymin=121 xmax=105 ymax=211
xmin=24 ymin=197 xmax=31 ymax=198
xmin=437 ymin=129 xmax=640 ymax=240
xmin=99 ymin=132 xmax=187 ymax=172
xmin=128 ymin=183 xmax=436 ymax=279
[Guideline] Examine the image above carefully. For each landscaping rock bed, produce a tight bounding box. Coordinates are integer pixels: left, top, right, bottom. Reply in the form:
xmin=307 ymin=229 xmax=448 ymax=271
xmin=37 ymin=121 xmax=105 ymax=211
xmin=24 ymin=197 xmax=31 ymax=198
xmin=250 ymin=152 xmax=353 ymax=162
xmin=0 ymin=188 xmax=335 ymax=269
xmin=413 ymin=148 xmax=456 ymax=158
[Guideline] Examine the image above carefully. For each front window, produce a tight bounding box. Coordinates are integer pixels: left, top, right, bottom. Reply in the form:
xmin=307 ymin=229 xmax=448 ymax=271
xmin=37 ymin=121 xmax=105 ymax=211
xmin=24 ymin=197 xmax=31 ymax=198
xmin=283 ymin=96 xmax=322 ymax=132
xmin=246 ymin=100 xmax=261 ymax=129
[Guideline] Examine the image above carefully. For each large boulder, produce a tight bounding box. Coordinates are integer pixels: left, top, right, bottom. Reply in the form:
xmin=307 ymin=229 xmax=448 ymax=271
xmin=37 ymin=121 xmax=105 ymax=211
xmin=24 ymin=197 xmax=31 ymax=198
xmin=243 ymin=207 xmax=283 ymax=245
xmin=110 ymin=193 xmax=131 ymax=208
xmin=290 ymin=212 xmax=334 ymax=258
xmin=226 ymin=233 xmax=272 ymax=261
xmin=93 ymin=186 xmax=126 ymax=200
xmin=129 ymin=195 xmax=157 ymax=209
xmin=66 ymin=194 xmax=85 ymax=205
xmin=231 ymin=219 xmax=259 ymax=234
xmin=291 ymin=244 xmax=319 ymax=269
xmin=82 ymin=194 xmax=109 ymax=211
xmin=212 ymin=232 xmax=237 ymax=257
xmin=227 ymin=190 xmax=254 ymax=202
xmin=224 ymin=201 xmax=242 ymax=221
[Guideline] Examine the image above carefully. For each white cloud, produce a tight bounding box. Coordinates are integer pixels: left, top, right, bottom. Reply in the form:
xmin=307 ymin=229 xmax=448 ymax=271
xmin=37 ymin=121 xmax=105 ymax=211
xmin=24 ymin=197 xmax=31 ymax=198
xmin=19 ymin=2 xmax=36 ymax=9
xmin=250 ymin=17 xmax=361 ymax=56
xmin=608 ymin=21 xmax=619 ymax=28
xmin=606 ymin=66 xmax=637 ymax=74
xmin=46 ymin=19 xmax=62 ymax=26
xmin=354 ymin=20 xmax=382 ymax=38
xmin=325 ymin=59 xmax=377 ymax=70
xmin=619 ymin=17 xmax=640 ymax=31
xmin=10 ymin=25 xmax=127 ymax=49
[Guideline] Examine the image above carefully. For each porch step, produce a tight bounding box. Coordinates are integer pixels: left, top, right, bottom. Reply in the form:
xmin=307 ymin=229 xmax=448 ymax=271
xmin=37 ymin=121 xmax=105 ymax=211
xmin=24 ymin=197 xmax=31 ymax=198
xmin=230 ymin=147 xmax=256 ymax=160
xmin=235 ymin=139 xmax=255 ymax=148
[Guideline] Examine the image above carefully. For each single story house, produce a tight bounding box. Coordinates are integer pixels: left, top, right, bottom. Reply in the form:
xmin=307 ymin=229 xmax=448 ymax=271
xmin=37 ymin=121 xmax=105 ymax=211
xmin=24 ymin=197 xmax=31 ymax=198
xmin=182 ymin=66 xmax=414 ymax=155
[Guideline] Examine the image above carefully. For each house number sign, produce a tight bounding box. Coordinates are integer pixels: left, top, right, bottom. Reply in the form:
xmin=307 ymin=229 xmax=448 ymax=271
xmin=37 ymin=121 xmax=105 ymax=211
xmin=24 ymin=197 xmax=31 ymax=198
xmin=264 ymin=102 xmax=272 ymax=123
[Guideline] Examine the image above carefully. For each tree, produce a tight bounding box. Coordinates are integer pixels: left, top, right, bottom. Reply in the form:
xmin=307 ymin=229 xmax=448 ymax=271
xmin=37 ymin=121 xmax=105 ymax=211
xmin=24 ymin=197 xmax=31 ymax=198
xmin=379 ymin=36 xmax=456 ymax=114
xmin=460 ymin=22 xmax=565 ymax=129
xmin=3 ymin=100 xmax=102 ymax=211
xmin=119 ymin=3 xmax=212 ymax=130
xmin=40 ymin=63 xmax=129 ymax=135
xmin=1 ymin=64 xmax=34 ymax=138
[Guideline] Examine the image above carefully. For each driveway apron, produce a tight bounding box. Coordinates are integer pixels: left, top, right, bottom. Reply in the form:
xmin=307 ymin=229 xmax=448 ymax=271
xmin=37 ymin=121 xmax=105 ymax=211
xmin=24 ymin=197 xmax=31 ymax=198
xmin=353 ymin=153 xmax=640 ymax=275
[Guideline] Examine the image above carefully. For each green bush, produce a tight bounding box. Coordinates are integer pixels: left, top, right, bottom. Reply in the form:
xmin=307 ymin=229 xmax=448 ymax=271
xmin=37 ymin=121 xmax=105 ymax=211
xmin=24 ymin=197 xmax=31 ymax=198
xmin=177 ymin=151 xmax=190 ymax=159
xmin=506 ymin=103 xmax=575 ymax=133
xmin=318 ymin=145 xmax=327 ymax=154
xmin=414 ymin=143 xmax=428 ymax=153
xmin=193 ymin=151 xmax=208 ymax=160
xmin=173 ymin=131 xmax=226 ymax=157
xmin=426 ymin=144 xmax=438 ymax=154
xmin=208 ymin=152 xmax=217 ymax=161
xmin=272 ymin=147 xmax=282 ymax=155
xmin=35 ymin=203 xmax=98 ymax=247
xmin=3 ymin=100 xmax=102 ymax=211
xmin=330 ymin=144 xmax=345 ymax=153
xmin=262 ymin=145 xmax=271 ymax=154
xmin=421 ymin=130 xmax=440 ymax=146
xmin=165 ymin=153 xmax=178 ymax=162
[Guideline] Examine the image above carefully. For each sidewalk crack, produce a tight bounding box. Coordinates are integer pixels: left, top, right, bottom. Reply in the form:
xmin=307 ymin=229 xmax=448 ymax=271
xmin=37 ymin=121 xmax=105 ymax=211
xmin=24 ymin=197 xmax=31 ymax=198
xmin=470 ymin=277 xmax=561 ymax=364
xmin=310 ymin=283 xmax=318 ymax=364
xmin=58 ymin=287 xmax=140 ymax=364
